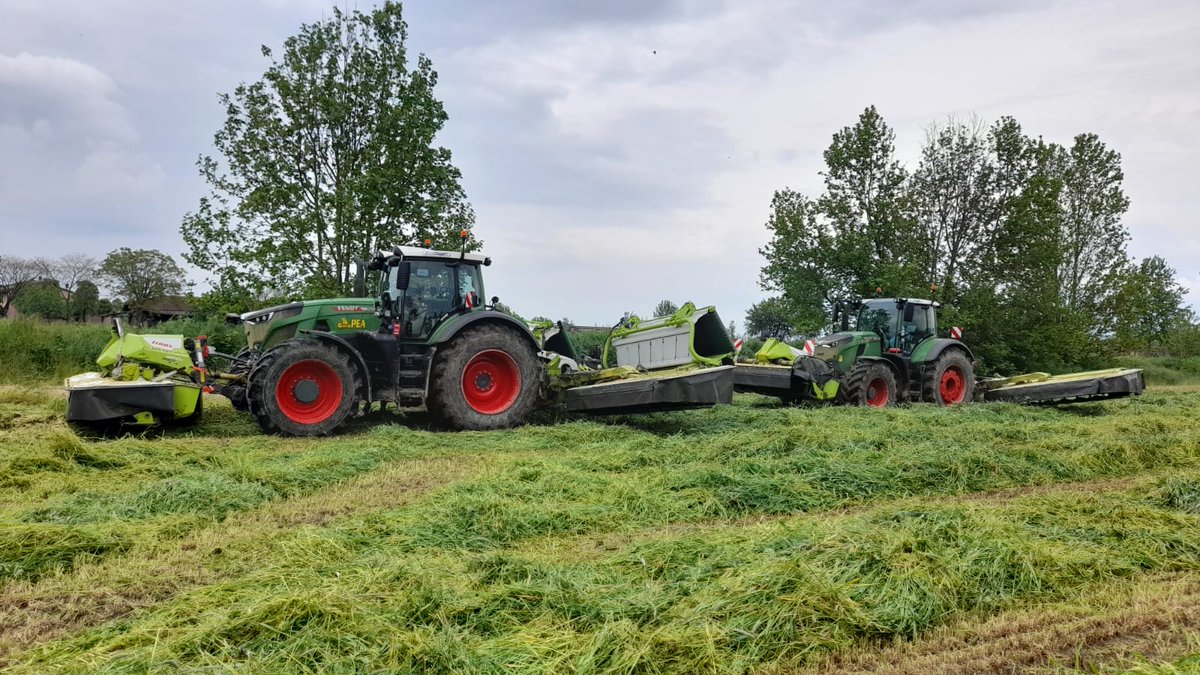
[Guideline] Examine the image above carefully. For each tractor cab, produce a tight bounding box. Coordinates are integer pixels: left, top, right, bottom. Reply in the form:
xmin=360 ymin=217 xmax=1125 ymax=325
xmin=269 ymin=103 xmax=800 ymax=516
xmin=371 ymin=245 xmax=491 ymax=341
xmin=854 ymin=298 xmax=937 ymax=355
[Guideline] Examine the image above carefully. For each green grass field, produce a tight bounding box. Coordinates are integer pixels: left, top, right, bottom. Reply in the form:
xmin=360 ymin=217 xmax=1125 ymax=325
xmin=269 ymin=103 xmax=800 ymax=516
xmin=2 ymin=375 xmax=1199 ymax=672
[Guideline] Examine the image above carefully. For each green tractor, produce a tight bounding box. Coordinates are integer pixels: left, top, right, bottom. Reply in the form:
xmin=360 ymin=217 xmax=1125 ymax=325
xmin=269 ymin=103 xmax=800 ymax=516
xmin=223 ymin=244 xmax=551 ymax=435
xmin=734 ymin=297 xmax=975 ymax=406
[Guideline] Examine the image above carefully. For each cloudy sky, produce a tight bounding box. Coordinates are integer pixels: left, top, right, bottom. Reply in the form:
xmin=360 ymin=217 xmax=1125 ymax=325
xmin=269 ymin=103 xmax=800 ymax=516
xmin=1 ymin=0 xmax=1197 ymax=326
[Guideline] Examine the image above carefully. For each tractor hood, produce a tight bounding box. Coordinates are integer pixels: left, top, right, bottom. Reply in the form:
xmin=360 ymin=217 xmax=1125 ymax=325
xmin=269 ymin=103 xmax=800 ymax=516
xmin=241 ymin=298 xmax=379 ymax=351
xmin=811 ymin=331 xmax=881 ymax=366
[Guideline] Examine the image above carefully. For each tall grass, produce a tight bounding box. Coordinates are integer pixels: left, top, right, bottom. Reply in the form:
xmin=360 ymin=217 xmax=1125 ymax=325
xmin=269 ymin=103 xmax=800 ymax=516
xmin=0 ymin=320 xmax=111 ymax=382
xmin=1118 ymin=355 xmax=1200 ymax=386
xmin=0 ymin=316 xmax=246 ymax=383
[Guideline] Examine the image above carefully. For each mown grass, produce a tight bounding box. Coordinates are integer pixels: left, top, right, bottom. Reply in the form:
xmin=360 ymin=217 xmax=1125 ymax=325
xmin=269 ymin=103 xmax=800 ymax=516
xmin=0 ymin=377 xmax=1198 ymax=671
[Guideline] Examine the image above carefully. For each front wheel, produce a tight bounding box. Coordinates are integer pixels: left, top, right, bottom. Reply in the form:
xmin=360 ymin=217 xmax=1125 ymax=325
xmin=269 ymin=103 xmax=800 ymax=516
xmin=428 ymin=324 xmax=541 ymax=430
xmin=844 ymin=361 xmax=897 ymax=408
xmin=922 ymin=350 xmax=974 ymax=406
xmin=247 ymin=339 xmax=360 ymax=436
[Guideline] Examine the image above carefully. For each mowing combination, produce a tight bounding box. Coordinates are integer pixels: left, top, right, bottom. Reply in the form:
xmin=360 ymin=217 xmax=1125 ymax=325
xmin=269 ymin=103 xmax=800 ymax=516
xmin=64 ymin=238 xmax=1145 ymax=434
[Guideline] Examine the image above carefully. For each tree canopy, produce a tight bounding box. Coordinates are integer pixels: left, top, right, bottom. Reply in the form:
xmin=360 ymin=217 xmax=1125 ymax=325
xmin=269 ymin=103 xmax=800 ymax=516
xmin=755 ymin=106 xmax=1193 ymax=372
xmin=182 ymin=1 xmax=475 ymax=310
xmin=98 ymin=248 xmax=190 ymax=311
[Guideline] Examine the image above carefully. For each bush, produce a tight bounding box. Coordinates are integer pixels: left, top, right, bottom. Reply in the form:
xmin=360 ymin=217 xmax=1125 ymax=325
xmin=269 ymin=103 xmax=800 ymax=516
xmin=1117 ymin=355 xmax=1200 ymax=386
xmin=151 ymin=315 xmax=245 ymax=356
xmin=569 ymin=329 xmax=611 ymax=361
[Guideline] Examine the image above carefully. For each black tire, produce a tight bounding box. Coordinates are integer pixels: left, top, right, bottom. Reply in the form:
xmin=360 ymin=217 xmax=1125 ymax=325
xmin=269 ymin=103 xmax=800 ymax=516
xmin=843 ymin=360 xmax=898 ymax=407
xmin=247 ymin=339 xmax=360 ymax=436
xmin=226 ymin=385 xmax=249 ymax=412
xmin=428 ymin=324 xmax=541 ymax=430
xmin=921 ymin=349 xmax=975 ymax=406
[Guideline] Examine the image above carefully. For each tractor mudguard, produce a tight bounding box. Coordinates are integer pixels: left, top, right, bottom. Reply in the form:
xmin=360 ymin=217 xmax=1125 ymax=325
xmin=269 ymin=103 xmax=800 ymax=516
xmin=911 ymin=338 xmax=974 ymax=365
xmin=854 ymin=355 xmax=905 ymax=382
xmin=428 ymin=310 xmax=540 ymax=351
xmin=292 ymin=330 xmax=373 ymax=402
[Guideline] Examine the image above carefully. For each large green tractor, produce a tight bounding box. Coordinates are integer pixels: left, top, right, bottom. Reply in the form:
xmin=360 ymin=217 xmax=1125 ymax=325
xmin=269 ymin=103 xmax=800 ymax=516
xmin=735 ymin=297 xmax=975 ymax=406
xmin=227 ymin=244 xmax=547 ymax=435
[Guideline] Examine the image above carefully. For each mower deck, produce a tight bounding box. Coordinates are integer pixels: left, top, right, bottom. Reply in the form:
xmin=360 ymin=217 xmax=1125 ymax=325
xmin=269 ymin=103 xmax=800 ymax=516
xmin=979 ymin=368 xmax=1145 ymax=404
xmin=732 ymin=364 xmax=793 ymax=398
xmin=65 ymin=372 xmax=201 ymax=425
xmin=565 ymin=365 xmax=735 ymax=414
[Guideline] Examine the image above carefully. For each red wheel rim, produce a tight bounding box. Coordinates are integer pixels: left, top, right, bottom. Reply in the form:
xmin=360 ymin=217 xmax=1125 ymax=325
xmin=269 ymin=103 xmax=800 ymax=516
xmin=275 ymin=360 xmax=343 ymax=424
xmin=461 ymin=349 xmax=521 ymax=415
xmin=939 ymin=366 xmax=966 ymax=404
xmin=866 ymin=377 xmax=889 ymax=407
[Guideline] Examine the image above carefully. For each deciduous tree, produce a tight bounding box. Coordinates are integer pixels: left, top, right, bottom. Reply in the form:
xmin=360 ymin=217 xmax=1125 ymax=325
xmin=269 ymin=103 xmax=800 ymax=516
xmin=652 ymin=300 xmax=679 ymax=317
xmin=0 ymin=255 xmax=43 ymax=318
xmin=97 ymin=248 xmax=190 ymax=312
xmin=182 ymin=1 xmax=475 ymax=307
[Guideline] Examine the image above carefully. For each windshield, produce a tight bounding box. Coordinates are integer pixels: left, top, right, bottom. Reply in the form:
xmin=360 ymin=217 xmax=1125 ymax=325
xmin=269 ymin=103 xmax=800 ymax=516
xmin=856 ymin=300 xmax=899 ymax=347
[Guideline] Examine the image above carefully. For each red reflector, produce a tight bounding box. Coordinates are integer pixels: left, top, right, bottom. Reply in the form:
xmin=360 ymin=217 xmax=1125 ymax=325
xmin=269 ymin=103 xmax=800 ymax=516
xmin=392 ymin=323 xmax=401 ymax=336
xmin=888 ymin=347 xmax=902 ymax=353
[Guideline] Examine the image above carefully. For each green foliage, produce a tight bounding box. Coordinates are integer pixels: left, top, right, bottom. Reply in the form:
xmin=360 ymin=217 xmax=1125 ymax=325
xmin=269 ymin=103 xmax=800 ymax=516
xmin=652 ymin=300 xmax=679 ymax=317
xmin=1112 ymin=256 xmax=1191 ymax=351
xmin=97 ymin=247 xmax=189 ymax=310
xmin=568 ymin=329 xmax=609 ymax=360
xmin=69 ymin=281 xmax=100 ymax=321
xmin=0 ymin=320 xmax=112 ymax=382
xmin=151 ymin=315 xmax=247 ymax=356
xmin=182 ymin=1 xmax=475 ymax=301
xmin=758 ymin=108 xmax=1186 ymax=375
xmin=12 ymin=280 xmax=66 ymax=320
xmin=744 ymin=296 xmax=798 ymax=339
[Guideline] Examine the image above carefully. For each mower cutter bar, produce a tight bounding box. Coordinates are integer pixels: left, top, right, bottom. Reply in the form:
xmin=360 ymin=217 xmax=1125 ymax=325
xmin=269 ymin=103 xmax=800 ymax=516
xmin=978 ymin=368 xmax=1145 ymax=404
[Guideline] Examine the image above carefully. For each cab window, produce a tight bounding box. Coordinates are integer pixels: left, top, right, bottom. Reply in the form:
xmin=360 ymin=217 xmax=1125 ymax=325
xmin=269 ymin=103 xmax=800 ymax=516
xmin=396 ymin=261 xmax=484 ymax=339
xmin=857 ymin=301 xmax=898 ymax=347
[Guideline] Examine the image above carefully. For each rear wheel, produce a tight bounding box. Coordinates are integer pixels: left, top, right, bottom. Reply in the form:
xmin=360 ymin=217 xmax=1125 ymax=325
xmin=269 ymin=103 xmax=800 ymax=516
xmin=844 ymin=360 xmax=897 ymax=408
xmin=922 ymin=350 xmax=974 ymax=406
xmin=247 ymin=339 xmax=360 ymax=436
xmin=429 ymin=324 xmax=541 ymax=430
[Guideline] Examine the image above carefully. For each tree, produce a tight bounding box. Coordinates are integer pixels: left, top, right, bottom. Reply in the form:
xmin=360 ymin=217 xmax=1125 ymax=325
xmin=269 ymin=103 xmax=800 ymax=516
xmin=12 ymin=279 xmax=66 ymax=320
xmin=727 ymin=320 xmax=737 ymax=339
xmin=1112 ymin=256 xmax=1188 ymax=349
xmin=97 ymin=248 xmax=190 ymax=311
xmin=652 ymin=300 xmax=678 ymax=317
xmin=1058 ymin=133 xmax=1131 ymax=335
xmin=71 ymin=280 xmax=101 ymax=321
xmin=908 ymin=118 xmax=995 ymax=298
xmin=44 ymin=254 xmax=98 ymax=319
xmin=182 ymin=1 xmax=475 ymax=306
xmin=757 ymin=190 xmax=835 ymax=332
xmin=818 ymin=105 xmax=917 ymax=295
xmin=745 ymin=297 xmax=796 ymax=339
xmin=0 ymin=255 xmax=43 ymax=318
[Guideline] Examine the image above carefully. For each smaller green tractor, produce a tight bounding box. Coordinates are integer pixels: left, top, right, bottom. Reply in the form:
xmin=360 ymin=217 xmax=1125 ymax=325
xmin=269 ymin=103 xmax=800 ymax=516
xmin=735 ymin=296 xmax=1146 ymax=406
xmin=734 ymin=297 xmax=974 ymax=406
